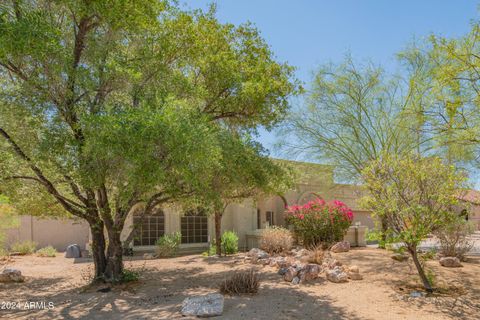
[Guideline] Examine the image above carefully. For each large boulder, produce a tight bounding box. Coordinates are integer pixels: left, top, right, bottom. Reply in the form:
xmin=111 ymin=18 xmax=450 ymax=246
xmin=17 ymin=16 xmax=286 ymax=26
xmin=0 ymin=268 xmax=25 ymax=283
xmin=65 ymin=244 xmax=82 ymax=259
xmin=301 ymin=264 xmax=322 ymax=282
xmin=181 ymin=293 xmax=224 ymax=317
xmin=439 ymin=256 xmax=462 ymax=268
xmin=331 ymin=241 xmax=350 ymax=253
xmin=326 ymin=266 xmax=348 ymax=283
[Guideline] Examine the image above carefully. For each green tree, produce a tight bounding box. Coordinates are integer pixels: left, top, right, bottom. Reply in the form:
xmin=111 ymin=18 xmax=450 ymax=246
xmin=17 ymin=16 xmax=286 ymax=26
xmin=280 ymin=57 xmax=418 ymax=182
xmin=200 ymin=135 xmax=293 ymax=256
xmin=361 ymin=154 xmax=467 ymax=292
xmin=0 ymin=1 xmax=298 ymax=281
xmin=0 ymin=195 xmax=19 ymax=251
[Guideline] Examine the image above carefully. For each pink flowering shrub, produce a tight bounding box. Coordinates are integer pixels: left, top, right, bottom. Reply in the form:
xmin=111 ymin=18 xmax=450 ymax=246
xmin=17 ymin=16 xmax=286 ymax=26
xmin=285 ymin=198 xmax=354 ymax=246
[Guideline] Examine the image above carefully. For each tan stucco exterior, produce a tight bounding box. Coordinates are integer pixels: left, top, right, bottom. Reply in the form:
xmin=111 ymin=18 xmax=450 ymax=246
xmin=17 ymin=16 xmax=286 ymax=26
xmin=4 ymin=215 xmax=90 ymax=251
xmin=4 ymin=161 xmax=376 ymax=252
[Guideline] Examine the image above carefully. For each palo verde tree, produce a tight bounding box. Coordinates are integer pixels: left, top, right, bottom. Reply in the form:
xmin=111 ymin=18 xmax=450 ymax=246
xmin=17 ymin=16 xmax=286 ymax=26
xmin=0 ymin=1 xmax=298 ymax=282
xmin=280 ymin=58 xmax=419 ymax=241
xmin=361 ymin=154 xmax=467 ymax=292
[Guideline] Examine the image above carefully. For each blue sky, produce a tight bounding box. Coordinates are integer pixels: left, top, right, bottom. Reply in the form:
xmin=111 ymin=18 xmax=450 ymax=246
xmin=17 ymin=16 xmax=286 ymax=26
xmin=182 ymin=0 xmax=479 ymax=151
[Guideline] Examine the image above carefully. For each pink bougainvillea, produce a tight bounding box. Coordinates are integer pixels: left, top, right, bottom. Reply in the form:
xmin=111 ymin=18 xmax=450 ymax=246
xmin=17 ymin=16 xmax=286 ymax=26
xmin=285 ymin=197 xmax=354 ymax=246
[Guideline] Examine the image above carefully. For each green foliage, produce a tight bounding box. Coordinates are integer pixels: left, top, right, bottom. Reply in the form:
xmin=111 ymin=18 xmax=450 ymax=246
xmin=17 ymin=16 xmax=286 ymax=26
xmin=280 ymin=57 xmax=418 ymax=182
xmin=434 ymin=216 xmax=474 ymax=261
xmin=155 ymin=232 xmax=181 ymax=258
xmin=0 ymin=0 xmax=297 ymax=280
xmin=0 ymin=195 xmax=18 ymax=248
xmin=259 ymin=226 xmax=294 ymax=254
xmin=121 ymin=269 xmax=140 ymax=283
xmin=221 ymin=231 xmax=239 ymax=255
xmin=36 ymin=246 xmax=57 ymax=257
xmin=11 ymin=240 xmax=37 ymax=255
xmin=361 ymin=154 xmax=467 ymax=291
xmin=285 ymin=199 xmax=353 ymax=247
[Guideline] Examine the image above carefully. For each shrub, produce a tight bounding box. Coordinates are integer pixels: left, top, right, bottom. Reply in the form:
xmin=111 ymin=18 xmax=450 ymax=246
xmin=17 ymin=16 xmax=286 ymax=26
xmin=307 ymin=246 xmax=324 ymax=264
xmin=285 ymin=198 xmax=353 ymax=246
xmin=219 ymin=269 xmax=259 ymax=295
xmin=122 ymin=269 xmax=140 ymax=282
xmin=434 ymin=217 xmax=474 ymax=261
xmin=36 ymin=246 xmax=57 ymax=257
xmin=11 ymin=241 xmax=37 ymax=255
xmin=221 ymin=231 xmax=239 ymax=255
xmin=259 ymin=226 xmax=293 ymax=254
xmin=156 ymin=232 xmax=181 ymax=257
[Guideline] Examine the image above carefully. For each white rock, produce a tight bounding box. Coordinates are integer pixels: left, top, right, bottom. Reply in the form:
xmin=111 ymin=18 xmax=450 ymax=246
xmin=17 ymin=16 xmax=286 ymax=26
xmin=181 ymin=293 xmax=224 ymax=317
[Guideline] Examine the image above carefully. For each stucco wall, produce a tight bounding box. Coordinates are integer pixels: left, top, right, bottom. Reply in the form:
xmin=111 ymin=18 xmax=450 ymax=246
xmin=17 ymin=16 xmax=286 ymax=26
xmin=4 ymin=215 xmax=90 ymax=251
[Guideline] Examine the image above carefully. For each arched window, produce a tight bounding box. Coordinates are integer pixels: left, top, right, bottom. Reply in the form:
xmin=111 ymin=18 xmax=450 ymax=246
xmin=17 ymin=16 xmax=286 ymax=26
xmin=181 ymin=209 xmax=208 ymax=244
xmin=133 ymin=208 xmax=165 ymax=246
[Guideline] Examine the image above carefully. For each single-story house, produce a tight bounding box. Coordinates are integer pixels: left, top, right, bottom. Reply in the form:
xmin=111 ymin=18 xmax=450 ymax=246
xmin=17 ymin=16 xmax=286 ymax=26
xmin=3 ymin=161 xmax=377 ymax=253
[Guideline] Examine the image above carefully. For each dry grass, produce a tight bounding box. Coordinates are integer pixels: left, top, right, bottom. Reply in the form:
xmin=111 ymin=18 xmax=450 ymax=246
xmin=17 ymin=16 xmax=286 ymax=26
xmin=307 ymin=246 xmax=325 ymax=264
xmin=219 ymin=269 xmax=260 ymax=295
xmin=259 ymin=227 xmax=293 ymax=254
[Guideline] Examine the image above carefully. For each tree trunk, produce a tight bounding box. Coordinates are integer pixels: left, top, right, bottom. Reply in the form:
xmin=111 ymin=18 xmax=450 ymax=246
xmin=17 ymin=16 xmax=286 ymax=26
xmin=409 ymin=246 xmax=433 ymax=293
xmin=87 ymin=219 xmax=107 ymax=281
xmin=214 ymin=211 xmax=222 ymax=256
xmin=104 ymin=227 xmax=124 ymax=282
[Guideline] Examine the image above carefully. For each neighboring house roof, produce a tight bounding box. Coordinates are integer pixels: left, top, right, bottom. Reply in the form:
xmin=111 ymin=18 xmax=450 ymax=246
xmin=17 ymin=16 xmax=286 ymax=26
xmin=456 ymin=189 xmax=480 ymax=205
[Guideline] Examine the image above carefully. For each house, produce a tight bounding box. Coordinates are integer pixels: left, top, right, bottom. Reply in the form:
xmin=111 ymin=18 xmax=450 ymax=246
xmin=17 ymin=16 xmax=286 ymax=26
xmin=4 ymin=161 xmax=374 ymax=252
xmin=456 ymin=189 xmax=480 ymax=230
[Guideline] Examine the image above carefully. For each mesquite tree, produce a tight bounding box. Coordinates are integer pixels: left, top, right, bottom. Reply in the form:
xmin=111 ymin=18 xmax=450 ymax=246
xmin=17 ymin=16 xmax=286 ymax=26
xmin=0 ymin=1 xmax=298 ymax=281
xmin=202 ymin=135 xmax=293 ymax=256
xmin=361 ymin=154 xmax=467 ymax=292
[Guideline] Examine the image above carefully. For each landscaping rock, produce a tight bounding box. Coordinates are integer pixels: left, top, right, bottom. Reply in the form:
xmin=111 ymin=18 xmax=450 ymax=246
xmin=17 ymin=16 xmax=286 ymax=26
xmin=291 ymin=276 xmax=300 ymax=285
xmin=181 ymin=293 xmax=224 ymax=318
xmin=302 ymin=264 xmax=321 ymax=282
xmin=283 ymin=267 xmax=298 ymax=282
xmin=391 ymin=253 xmax=409 ymax=262
xmin=65 ymin=244 xmax=82 ymax=258
xmin=278 ymin=267 xmax=288 ymax=276
xmin=331 ymin=241 xmax=350 ymax=253
xmin=257 ymin=258 xmax=270 ymax=265
xmin=326 ymin=267 xmax=348 ymax=283
xmin=248 ymin=248 xmax=269 ymax=263
xmin=346 ymin=265 xmax=363 ymax=280
xmin=322 ymin=258 xmax=342 ymax=269
xmin=0 ymin=268 xmax=25 ymax=283
xmin=439 ymin=256 xmax=462 ymax=268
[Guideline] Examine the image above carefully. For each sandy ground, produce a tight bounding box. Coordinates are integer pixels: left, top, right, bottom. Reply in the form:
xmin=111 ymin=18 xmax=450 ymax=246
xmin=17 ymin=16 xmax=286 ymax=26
xmin=0 ymin=248 xmax=479 ymax=320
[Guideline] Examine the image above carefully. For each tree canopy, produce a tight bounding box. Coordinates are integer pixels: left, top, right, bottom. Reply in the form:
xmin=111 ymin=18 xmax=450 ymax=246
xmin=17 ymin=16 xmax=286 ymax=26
xmin=0 ymin=0 xmax=299 ymax=281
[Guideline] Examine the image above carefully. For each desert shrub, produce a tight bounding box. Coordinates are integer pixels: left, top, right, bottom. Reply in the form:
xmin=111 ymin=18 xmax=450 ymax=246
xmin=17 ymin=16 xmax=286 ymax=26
xmin=202 ymin=243 xmax=217 ymax=256
xmin=307 ymin=246 xmax=324 ymax=264
xmin=11 ymin=240 xmax=37 ymax=255
xmin=434 ymin=217 xmax=474 ymax=261
xmin=36 ymin=246 xmax=57 ymax=257
xmin=122 ymin=269 xmax=140 ymax=282
xmin=221 ymin=231 xmax=239 ymax=255
xmin=285 ymin=198 xmax=353 ymax=246
xmin=156 ymin=232 xmax=181 ymax=257
xmin=219 ymin=269 xmax=259 ymax=295
xmin=259 ymin=226 xmax=293 ymax=254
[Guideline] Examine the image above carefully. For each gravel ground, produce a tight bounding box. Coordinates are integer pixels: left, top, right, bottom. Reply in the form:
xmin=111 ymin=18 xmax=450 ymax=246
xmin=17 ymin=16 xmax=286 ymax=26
xmin=0 ymin=248 xmax=479 ymax=319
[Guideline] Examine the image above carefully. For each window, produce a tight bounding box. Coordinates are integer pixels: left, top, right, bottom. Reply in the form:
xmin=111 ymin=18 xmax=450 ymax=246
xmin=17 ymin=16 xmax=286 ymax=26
xmin=133 ymin=208 xmax=165 ymax=246
xmin=266 ymin=211 xmax=274 ymax=227
xmin=257 ymin=209 xmax=261 ymax=229
xmin=181 ymin=209 xmax=208 ymax=244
